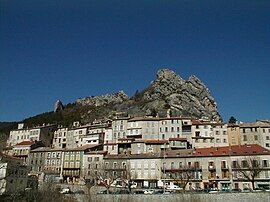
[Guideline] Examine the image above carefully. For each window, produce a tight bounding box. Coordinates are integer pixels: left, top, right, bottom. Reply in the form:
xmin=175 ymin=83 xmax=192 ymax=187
xmin=254 ymin=135 xmax=258 ymax=141
xmin=216 ymin=131 xmax=219 ymax=135
xmin=165 ymin=127 xmax=168 ymax=132
xmin=242 ymin=160 xmax=248 ymax=168
xmin=223 ymin=139 xmax=227 ymax=143
xmin=221 ymin=161 xmax=227 ymax=168
xmin=232 ymin=161 xmax=237 ymax=168
xmin=223 ymin=131 xmax=226 ymax=135
xmin=263 ymin=129 xmax=266 ymax=133
xmin=177 ymin=127 xmax=180 ymax=132
xmin=194 ymin=161 xmax=200 ymax=169
xmin=266 ymin=136 xmax=270 ymax=140
xmin=179 ymin=162 xmax=182 ymax=168
xmin=171 ymin=127 xmax=174 ymax=132
xmin=243 ymin=129 xmax=246 ymax=133
xmin=171 ymin=162 xmax=175 ymax=169
xmin=266 ymin=143 xmax=270 ymax=147
xmin=263 ymin=160 xmax=268 ymax=167
xmin=94 ymin=157 xmax=99 ymax=161
xmin=162 ymin=134 xmax=165 ymax=139
xmin=243 ymin=135 xmax=247 ymax=141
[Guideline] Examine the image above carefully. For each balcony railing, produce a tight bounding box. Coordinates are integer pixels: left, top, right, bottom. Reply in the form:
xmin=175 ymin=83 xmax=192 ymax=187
xmin=105 ymin=166 xmax=127 ymax=171
xmin=221 ymin=166 xmax=229 ymax=170
xmin=208 ymin=165 xmax=216 ymax=170
xmin=163 ymin=166 xmax=202 ymax=172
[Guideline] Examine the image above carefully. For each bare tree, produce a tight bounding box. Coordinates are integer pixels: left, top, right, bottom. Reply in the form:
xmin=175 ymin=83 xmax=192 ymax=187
xmin=234 ymin=157 xmax=264 ymax=190
xmin=86 ymin=162 xmax=118 ymax=194
xmin=165 ymin=166 xmax=197 ymax=190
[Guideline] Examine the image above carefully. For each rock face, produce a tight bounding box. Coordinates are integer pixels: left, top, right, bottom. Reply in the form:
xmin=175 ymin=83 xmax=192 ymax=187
xmin=54 ymin=100 xmax=64 ymax=112
xmin=76 ymin=91 xmax=129 ymax=107
xmin=136 ymin=69 xmax=221 ymax=121
xmin=75 ymin=69 xmax=222 ymax=122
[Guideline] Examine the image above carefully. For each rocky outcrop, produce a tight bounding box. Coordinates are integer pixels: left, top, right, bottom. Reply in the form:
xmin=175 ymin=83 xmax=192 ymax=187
xmin=54 ymin=100 xmax=64 ymax=112
xmin=140 ymin=69 xmax=221 ymax=121
xmin=76 ymin=91 xmax=129 ymax=107
xmin=75 ymin=69 xmax=222 ymax=122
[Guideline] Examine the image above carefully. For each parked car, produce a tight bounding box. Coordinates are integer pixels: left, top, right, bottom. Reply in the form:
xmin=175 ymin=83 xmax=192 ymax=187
xmin=208 ymin=188 xmax=219 ymax=194
xmin=220 ymin=187 xmax=231 ymax=193
xmin=263 ymin=187 xmax=270 ymax=192
xmin=231 ymin=188 xmax=242 ymax=192
xmin=60 ymin=188 xmax=71 ymax=194
xmin=144 ymin=189 xmax=154 ymax=194
xmin=166 ymin=185 xmax=182 ymax=191
xmin=242 ymin=188 xmax=252 ymax=192
xmin=253 ymin=188 xmax=264 ymax=192
xmin=133 ymin=190 xmax=144 ymax=194
xmin=130 ymin=182 xmax=137 ymax=189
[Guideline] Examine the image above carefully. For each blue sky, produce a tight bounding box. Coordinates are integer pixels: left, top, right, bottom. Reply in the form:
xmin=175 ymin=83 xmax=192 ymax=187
xmin=0 ymin=0 xmax=269 ymax=122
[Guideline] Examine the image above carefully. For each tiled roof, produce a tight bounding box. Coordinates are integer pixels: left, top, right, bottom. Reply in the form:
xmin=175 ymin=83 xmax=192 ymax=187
xmin=64 ymin=144 xmax=101 ymax=151
xmin=240 ymin=121 xmax=270 ymax=128
xmin=133 ymin=139 xmax=168 ymax=144
xmin=128 ymin=117 xmax=160 ymax=122
xmin=169 ymin=138 xmax=187 ymax=141
xmin=15 ymin=141 xmax=35 ymax=146
xmin=104 ymin=144 xmax=270 ymax=159
xmin=195 ymin=144 xmax=270 ymax=157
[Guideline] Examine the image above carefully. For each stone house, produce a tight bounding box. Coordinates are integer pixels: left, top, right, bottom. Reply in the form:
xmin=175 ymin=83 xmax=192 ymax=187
xmin=0 ymin=154 xmax=29 ymax=195
xmin=7 ymin=123 xmax=56 ymax=147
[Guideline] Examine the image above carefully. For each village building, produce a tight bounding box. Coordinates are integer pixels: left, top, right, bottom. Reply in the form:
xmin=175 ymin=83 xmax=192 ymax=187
xmin=0 ymin=154 xmax=29 ymax=195
xmin=7 ymin=123 xmax=56 ymax=147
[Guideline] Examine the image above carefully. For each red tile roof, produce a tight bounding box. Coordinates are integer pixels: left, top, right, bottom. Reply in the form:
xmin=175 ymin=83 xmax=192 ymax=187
xmin=133 ymin=139 xmax=168 ymax=144
xmin=169 ymin=138 xmax=187 ymax=141
xmin=15 ymin=141 xmax=35 ymax=146
xmin=104 ymin=144 xmax=270 ymax=159
xmin=195 ymin=144 xmax=270 ymax=157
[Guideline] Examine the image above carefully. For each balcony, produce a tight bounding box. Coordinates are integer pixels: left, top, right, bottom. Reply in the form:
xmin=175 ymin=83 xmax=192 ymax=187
xmin=221 ymin=166 xmax=229 ymax=170
xmin=126 ymin=133 xmax=142 ymax=138
xmin=163 ymin=166 xmax=202 ymax=172
xmin=208 ymin=165 xmax=216 ymax=171
xmin=105 ymin=166 xmax=126 ymax=171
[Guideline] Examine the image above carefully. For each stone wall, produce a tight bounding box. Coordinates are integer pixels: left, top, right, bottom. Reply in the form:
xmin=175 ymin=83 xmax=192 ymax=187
xmin=90 ymin=192 xmax=270 ymax=202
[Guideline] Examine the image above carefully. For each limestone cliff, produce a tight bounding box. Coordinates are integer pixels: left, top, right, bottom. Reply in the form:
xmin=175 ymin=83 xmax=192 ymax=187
xmin=75 ymin=69 xmax=222 ymax=122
